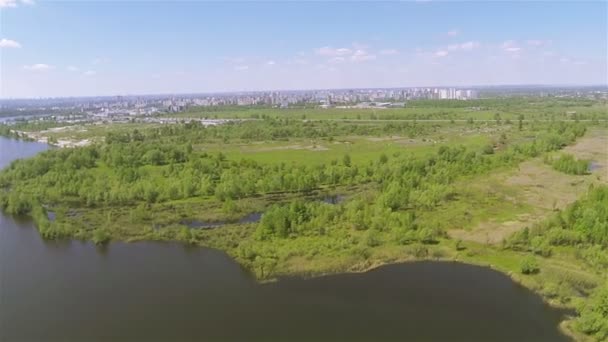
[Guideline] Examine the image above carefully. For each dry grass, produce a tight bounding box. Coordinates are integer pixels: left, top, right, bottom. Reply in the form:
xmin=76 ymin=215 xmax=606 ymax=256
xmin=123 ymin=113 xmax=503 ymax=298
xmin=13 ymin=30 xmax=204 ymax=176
xmin=449 ymin=129 xmax=608 ymax=244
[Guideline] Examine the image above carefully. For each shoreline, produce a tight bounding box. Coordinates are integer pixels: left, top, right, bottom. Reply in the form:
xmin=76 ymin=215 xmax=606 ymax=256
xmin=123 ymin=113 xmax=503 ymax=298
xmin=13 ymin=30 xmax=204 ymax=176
xmin=0 ymin=199 xmax=591 ymax=341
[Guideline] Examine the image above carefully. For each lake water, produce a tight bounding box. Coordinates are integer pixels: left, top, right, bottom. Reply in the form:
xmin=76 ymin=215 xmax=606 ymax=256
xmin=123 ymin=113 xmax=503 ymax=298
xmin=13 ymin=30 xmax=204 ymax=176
xmin=0 ymin=136 xmax=572 ymax=341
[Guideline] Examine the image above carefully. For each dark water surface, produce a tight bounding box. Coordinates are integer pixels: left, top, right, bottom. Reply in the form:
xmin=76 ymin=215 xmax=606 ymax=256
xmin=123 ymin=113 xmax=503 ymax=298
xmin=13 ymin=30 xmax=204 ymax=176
xmin=588 ymin=161 xmax=602 ymax=172
xmin=0 ymin=137 xmax=572 ymax=341
xmin=182 ymin=212 xmax=262 ymax=229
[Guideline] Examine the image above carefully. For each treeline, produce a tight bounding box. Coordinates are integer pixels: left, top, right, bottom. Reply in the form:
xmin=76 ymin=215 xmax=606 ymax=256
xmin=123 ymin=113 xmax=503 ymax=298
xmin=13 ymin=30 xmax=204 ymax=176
xmin=0 ymin=125 xmax=22 ymax=139
xmin=407 ymin=98 xmax=597 ymax=109
xmin=0 ymin=122 xmax=586 ymax=213
xmin=105 ymin=119 xmax=437 ymax=144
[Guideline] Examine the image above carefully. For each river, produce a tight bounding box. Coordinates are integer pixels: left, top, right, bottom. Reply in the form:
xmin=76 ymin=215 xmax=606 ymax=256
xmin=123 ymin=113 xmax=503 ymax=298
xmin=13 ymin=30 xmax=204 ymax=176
xmin=0 ymin=136 xmax=572 ymax=341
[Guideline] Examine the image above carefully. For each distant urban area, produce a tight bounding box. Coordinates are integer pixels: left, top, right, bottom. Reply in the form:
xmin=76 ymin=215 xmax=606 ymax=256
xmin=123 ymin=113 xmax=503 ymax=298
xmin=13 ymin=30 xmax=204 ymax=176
xmin=1 ymin=86 xmax=606 ymax=125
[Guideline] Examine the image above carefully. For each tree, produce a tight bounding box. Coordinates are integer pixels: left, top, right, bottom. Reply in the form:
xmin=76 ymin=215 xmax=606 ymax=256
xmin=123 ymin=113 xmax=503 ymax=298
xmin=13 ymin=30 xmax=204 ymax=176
xmin=518 ymin=114 xmax=524 ymax=130
xmin=576 ymin=284 xmax=608 ymax=340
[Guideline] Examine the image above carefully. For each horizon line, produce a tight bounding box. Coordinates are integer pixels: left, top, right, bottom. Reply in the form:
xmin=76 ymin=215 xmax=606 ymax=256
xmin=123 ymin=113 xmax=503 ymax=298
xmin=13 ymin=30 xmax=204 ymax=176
xmin=1 ymin=83 xmax=607 ymax=101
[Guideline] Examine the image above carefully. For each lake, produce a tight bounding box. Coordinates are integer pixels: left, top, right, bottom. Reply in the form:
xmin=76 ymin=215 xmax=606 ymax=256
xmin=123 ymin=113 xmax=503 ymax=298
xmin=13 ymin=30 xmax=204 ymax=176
xmin=0 ymin=136 xmax=572 ymax=341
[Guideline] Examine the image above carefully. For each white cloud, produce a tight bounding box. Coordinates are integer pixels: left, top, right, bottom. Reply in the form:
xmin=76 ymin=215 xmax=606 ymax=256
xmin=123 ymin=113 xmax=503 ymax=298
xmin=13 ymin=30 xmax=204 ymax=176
xmin=67 ymin=66 xmax=79 ymax=72
xmin=83 ymin=70 xmax=97 ymax=76
xmin=573 ymin=61 xmax=587 ymax=65
xmin=314 ymin=46 xmax=376 ymax=63
xmin=234 ymin=65 xmax=249 ymax=71
xmin=459 ymin=41 xmax=480 ymax=51
xmin=434 ymin=50 xmax=448 ymax=57
xmin=315 ymin=46 xmax=352 ymax=56
xmin=447 ymin=41 xmax=480 ymax=51
xmin=379 ymin=49 xmax=399 ymax=55
xmin=447 ymin=29 xmax=460 ymax=37
xmin=0 ymin=0 xmax=18 ymax=8
xmin=0 ymin=0 xmax=31 ymax=7
xmin=501 ymin=40 xmax=522 ymax=53
xmin=266 ymin=60 xmax=276 ymax=66
xmin=0 ymin=38 xmax=21 ymax=48
xmin=351 ymin=49 xmax=376 ymax=62
xmin=23 ymin=64 xmax=54 ymax=71
xmin=328 ymin=56 xmax=345 ymax=64
xmin=560 ymin=57 xmax=570 ymax=63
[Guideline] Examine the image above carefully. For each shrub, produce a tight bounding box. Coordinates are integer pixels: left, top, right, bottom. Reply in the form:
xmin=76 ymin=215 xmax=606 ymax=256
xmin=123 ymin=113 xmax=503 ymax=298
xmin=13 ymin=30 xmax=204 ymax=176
xmin=551 ymin=154 xmax=589 ymax=175
xmin=520 ymin=256 xmax=540 ymax=275
xmin=92 ymin=229 xmax=111 ymax=245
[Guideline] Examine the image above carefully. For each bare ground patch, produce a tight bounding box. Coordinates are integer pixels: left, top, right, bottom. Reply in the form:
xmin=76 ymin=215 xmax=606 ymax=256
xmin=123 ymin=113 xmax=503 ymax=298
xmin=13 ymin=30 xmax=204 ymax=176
xmin=366 ymin=135 xmax=403 ymax=142
xmin=247 ymin=144 xmax=330 ymax=152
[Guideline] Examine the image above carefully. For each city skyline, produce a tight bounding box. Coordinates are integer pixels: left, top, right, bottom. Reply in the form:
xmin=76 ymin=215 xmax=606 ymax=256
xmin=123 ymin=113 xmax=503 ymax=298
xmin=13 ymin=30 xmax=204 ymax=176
xmin=1 ymin=1 xmax=606 ymax=98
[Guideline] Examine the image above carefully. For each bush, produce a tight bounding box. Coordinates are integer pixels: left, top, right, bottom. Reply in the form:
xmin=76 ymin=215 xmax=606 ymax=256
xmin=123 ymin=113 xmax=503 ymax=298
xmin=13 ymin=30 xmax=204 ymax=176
xmin=406 ymin=244 xmax=428 ymax=258
xmin=92 ymin=229 xmax=111 ymax=245
xmin=551 ymin=154 xmax=589 ymax=175
xmin=520 ymin=256 xmax=540 ymax=275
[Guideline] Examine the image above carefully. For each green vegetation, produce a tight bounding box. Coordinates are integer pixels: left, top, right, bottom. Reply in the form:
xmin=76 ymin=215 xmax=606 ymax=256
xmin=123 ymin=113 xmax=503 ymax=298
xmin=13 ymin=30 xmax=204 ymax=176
xmin=576 ymin=284 xmax=608 ymax=341
xmin=506 ymin=185 xmax=608 ymax=340
xmin=520 ymin=255 xmax=540 ymax=274
xmin=0 ymin=120 xmax=585 ymax=244
xmin=175 ymin=98 xmax=608 ymax=122
xmin=549 ymin=154 xmax=590 ymax=175
xmin=1 ymin=97 xmax=607 ymax=341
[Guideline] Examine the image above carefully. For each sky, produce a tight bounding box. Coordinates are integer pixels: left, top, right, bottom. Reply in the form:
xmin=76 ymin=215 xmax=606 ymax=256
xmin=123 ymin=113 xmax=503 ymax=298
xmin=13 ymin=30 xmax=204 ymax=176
xmin=0 ymin=1 xmax=606 ymax=98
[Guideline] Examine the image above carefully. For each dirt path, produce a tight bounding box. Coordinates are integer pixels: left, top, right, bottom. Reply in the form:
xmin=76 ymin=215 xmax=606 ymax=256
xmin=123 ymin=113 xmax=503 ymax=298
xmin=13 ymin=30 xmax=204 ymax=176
xmin=448 ymin=129 xmax=608 ymax=244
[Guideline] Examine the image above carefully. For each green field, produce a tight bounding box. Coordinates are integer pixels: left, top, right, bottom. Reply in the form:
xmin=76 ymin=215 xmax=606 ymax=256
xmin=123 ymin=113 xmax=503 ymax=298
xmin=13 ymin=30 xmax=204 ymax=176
xmin=171 ymin=98 xmax=608 ymax=122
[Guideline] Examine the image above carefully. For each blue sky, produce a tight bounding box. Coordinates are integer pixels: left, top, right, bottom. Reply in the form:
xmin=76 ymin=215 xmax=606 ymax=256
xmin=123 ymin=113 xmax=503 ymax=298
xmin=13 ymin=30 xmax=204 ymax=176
xmin=1 ymin=0 xmax=606 ymax=98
